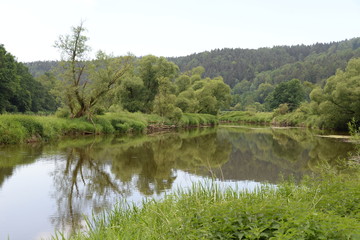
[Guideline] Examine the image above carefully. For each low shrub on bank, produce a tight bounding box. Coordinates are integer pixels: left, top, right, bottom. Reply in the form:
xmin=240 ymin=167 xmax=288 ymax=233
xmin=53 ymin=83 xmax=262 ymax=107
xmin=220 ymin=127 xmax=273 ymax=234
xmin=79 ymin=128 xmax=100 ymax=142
xmin=219 ymin=111 xmax=273 ymax=124
xmin=272 ymin=110 xmax=308 ymax=127
xmin=179 ymin=113 xmax=218 ymax=127
xmin=99 ymin=112 xmax=148 ymax=134
xmin=59 ymin=166 xmax=360 ymax=240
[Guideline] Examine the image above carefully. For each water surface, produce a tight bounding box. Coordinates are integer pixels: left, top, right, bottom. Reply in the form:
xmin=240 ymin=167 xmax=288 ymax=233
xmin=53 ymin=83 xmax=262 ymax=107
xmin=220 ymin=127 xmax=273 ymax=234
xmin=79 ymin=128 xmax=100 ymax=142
xmin=0 ymin=126 xmax=354 ymax=239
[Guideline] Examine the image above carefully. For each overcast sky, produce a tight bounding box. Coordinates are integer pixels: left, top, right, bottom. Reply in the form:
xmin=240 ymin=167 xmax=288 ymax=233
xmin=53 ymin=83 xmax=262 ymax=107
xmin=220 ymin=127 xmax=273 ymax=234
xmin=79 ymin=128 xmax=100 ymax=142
xmin=1 ymin=0 xmax=360 ymax=62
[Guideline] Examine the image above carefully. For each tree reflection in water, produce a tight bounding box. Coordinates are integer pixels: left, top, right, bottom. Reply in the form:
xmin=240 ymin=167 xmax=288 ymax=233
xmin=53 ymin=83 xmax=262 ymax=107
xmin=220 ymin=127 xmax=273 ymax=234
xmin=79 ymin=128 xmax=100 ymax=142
xmin=50 ymin=143 xmax=129 ymax=234
xmin=49 ymin=129 xmax=232 ymax=234
xmin=0 ymin=144 xmax=43 ymax=187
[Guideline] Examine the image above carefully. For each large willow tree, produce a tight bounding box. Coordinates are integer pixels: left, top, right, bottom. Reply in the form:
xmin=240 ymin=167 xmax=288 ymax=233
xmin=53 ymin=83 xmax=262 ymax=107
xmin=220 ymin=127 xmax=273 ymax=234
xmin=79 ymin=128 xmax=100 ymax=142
xmin=309 ymin=58 xmax=360 ymax=129
xmin=54 ymin=23 xmax=131 ymax=118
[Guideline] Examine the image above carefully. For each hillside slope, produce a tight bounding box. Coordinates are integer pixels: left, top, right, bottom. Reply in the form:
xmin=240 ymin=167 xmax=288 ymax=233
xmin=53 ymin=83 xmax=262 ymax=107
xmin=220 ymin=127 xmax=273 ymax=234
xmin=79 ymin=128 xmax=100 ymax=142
xmin=168 ymin=38 xmax=360 ymax=88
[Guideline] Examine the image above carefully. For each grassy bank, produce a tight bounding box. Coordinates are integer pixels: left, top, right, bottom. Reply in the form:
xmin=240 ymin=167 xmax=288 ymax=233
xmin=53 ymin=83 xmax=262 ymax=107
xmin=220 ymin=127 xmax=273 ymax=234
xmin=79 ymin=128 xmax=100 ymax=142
xmin=219 ymin=111 xmax=273 ymax=124
xmin=56 ymin=165 xmax=360 ymax=240
xmin=219 ymin=110 xmax=330 ymax=130
xmin=0 ymin=112 xmax=218 ymax=144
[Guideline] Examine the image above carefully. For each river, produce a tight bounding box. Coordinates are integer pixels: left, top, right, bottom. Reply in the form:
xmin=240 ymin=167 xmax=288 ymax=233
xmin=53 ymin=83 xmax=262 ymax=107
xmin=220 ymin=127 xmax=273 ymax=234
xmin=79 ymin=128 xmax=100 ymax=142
xmin=0 ymin=125 xmax=355 ymax=239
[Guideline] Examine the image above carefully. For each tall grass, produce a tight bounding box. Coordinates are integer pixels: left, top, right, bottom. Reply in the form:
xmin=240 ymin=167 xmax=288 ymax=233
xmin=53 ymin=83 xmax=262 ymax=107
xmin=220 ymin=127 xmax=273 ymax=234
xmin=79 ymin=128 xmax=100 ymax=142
xmin=219 ymin=111 xmax=273 ymax=124
xmin=179 ymin=113 xmax=218 ymax=127
xmin=54 ymin=159 xmax=360 ymax=240
xmin=0 ymin=112 xmax=219 ymax=144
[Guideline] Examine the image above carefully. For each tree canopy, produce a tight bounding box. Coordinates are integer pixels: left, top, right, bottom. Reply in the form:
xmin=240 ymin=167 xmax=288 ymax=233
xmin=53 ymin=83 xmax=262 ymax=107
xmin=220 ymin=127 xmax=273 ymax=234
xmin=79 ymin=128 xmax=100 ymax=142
xmin=53 ymin=23 xmax=132 ymax=118
xmin=265 ymin=79 xmax=306 ymax=111
xmin=307 ymin=58 xmax=360 ymax=129
xmin=118 ymin=56 xmax=231 ymax=117
xmin=0 ymin=44 xmax=57 ymax=113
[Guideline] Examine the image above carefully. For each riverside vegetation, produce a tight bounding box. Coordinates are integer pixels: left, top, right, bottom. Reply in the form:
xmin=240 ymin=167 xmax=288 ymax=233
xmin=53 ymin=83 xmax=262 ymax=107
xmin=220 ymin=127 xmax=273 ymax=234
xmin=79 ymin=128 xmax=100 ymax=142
xmin=53 ymin=121 xmax=360 ymax=239
xmin=55 ymin=161 xmax=360 ymax=240
xmin=0 ymin=112 xmax=217 ymax=144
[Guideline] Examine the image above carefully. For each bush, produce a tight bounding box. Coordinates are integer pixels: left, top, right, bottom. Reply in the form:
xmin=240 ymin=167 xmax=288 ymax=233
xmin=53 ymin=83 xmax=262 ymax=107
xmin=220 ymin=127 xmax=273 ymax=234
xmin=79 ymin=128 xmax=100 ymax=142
xmin=273 ymin=103 xmax=289 ymax=116
xmin=55 ymin=107 xmax=71 ymax=118
xmin=179 ymin=113 xmax=218 ymax=127
xmin=219 ymin=111 xmax=273 ymax=124
xmin=100 ymin=112 xmax=148 ymax=134
xmin=0 ymin=120 xmax=26 ymax=144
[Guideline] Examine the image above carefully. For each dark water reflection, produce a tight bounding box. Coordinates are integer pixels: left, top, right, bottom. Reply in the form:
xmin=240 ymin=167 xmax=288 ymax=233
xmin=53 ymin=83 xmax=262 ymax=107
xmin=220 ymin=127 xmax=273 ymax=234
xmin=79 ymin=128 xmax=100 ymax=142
xmin=0 ymin=126 xmax=355 ymax=239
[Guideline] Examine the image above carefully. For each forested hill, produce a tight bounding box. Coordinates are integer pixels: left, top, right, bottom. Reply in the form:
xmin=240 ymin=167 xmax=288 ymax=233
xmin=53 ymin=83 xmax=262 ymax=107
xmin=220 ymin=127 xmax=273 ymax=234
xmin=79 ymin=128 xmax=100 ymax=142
xmin=25 ymin=60 xmax=58 ymax=78
xmin=168 ymin=37 xmax=360 ymax=88
xmin=26 ymin=38 xmax=360 ymax=89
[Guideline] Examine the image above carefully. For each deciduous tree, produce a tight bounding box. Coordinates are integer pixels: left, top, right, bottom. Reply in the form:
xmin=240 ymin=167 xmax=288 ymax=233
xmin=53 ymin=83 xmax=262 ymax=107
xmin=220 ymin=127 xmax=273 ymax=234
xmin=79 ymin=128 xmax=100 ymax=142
xmin=265 ymin=79 xmax=305 ymax=111
xmin=54 ymin=23 xmax=131 ymax=118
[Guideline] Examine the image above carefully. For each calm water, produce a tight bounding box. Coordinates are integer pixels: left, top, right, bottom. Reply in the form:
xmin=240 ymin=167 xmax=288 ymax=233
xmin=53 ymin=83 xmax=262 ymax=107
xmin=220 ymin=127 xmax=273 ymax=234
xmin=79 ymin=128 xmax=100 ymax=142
xmin=0 ymin=125 xmax=355 ymax=240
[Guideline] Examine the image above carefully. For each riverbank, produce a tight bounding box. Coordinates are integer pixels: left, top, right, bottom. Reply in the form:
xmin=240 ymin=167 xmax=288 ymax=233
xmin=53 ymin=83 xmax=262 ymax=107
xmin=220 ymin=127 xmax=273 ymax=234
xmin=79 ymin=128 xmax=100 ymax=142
xmin=56 ymin=164 xmax=360 ymax=240
xmin=0 ymin=109 xmax=353 ymax=145
xmin=219 ymin=111 xmax=274 ymax=125
xmin=0 ymin=112 xmax=218 ymax=144
xmin=219 ymin=110 xmax=337 ymax=130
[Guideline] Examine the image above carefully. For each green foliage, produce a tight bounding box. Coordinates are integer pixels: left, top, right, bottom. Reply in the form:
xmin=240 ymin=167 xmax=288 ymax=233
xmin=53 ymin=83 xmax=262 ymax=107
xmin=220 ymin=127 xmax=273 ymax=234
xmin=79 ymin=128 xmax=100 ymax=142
xmin=137 ymin=55 xmax=179 ymax=112
xmin=273 ymin=103 xmax=290 ymax=116
xmin=118 ymin=55 xmax=179 ymax=114
xmin=170 ymin=38 xmax=360 ymax=88
xmin=306 ymin=58 xmax=360 ymax=130
xmin=219 ymin=111 xmax=273 ymax=124
xmin=55 ymin=107 xmax=71 ymax=118
xmin=175 ymin=89 xmax=199 ymax=113
xmin=0 ymin=119 xmax=27 ymax=144
xmin=167 ymin=38 xmax=360 ymax=112
xmin=174 ymin=71 xmax=231 ymax=115
xmin=175 ymin=74 xmax=191 ymax=93
xmin=25 ymin=38 xmax=360 ymax=115
xmin=53 ymin=24 xmax=132 ymax=118
xmin=276 ymin=58 xmax=360 ymax=130
xmin=0 ymin=112 xmax=174 ymax=144
xmin=179 ymin=113 xmax=218 ymax=127
xmin=118 ymin=76 xmax=146 ymax=112
xmin=0 ymin=45 xmax=58 ymax=113
xmin=60 ymin=168 xmax=360 ymax=240
xmin=99 ymin=113 xmax=147 ymax=134
xmin=153 ymin=77 xmax=182 ymax=122
xmin=265 ymin=79 xmax=306 ymax=111
xmin=255 ymin=83 xmax=275 ymax=104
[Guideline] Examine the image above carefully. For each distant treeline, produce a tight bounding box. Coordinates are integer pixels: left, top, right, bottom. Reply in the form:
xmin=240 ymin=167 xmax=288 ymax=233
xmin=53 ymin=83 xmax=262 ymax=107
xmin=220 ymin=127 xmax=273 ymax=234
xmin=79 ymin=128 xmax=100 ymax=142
xmin=27 ymin=38 xmax=360 ymax=88
xmin=169 ymin=38 xmax=360 ymax=87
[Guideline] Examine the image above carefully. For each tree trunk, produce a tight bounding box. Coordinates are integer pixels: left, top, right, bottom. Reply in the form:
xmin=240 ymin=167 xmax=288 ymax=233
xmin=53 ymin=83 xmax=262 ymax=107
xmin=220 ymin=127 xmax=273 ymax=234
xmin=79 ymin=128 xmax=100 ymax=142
xmin=74 ymin=106 xmax=88 ymax=118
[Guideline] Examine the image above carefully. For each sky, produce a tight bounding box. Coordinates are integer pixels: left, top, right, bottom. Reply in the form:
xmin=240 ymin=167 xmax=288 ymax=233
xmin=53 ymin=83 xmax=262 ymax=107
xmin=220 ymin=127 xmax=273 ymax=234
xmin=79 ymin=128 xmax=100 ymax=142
xmin=1 ymin=0 xmax=360 ymax=62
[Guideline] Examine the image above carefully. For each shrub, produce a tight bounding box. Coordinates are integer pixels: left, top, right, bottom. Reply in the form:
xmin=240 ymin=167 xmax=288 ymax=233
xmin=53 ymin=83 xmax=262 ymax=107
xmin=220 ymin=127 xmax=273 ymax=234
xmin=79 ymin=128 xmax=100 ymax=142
xmin=0 ymin=120 xmax=26 ymax=144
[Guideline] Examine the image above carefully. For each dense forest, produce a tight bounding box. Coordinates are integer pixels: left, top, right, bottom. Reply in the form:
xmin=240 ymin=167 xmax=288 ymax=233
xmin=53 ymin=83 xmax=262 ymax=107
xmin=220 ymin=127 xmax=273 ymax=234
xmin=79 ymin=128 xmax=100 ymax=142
xmin=0 ymin=44 xmax=58 ymax=113
xmin=27 ymin=38 xmax=360 ymax=88
xmin=169 ymin=38 xmax=360 ymax=87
